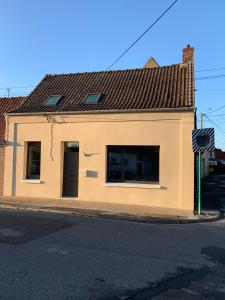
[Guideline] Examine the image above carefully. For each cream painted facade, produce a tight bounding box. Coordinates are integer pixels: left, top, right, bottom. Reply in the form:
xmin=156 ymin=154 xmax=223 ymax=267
xmin=4 ymin=110 xmax=195 ymax=215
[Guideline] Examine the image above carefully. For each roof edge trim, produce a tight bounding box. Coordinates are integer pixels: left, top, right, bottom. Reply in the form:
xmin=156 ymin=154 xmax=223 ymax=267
xmin=6 ymin=107 xmax=195 ymax=117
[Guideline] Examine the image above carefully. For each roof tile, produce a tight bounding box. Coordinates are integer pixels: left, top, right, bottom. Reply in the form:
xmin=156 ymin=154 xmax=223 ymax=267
xmin=11 ymin=63 xmax=194 ymax=115
xmin=0 ymin=97 xmax=26 ymax=142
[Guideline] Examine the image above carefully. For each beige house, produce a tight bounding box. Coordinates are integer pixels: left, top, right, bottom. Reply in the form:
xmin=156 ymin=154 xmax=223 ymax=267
xmin=3 ymin=46 xmax=195 ymax=216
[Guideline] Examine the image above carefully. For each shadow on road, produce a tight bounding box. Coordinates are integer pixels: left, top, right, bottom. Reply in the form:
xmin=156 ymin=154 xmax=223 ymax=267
xmin=0 ymin=212 xmax=74 ymax=245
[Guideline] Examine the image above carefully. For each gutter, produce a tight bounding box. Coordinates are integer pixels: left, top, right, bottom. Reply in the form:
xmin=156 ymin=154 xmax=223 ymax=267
xmin=5 ymin=107 xmax=195 ymax=117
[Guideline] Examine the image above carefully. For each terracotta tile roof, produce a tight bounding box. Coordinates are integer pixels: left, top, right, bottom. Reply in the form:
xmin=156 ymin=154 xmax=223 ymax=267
xmin=11 ymin=62 xmax=194 ymax=115
xmin=0 ymin=97 xmax=26 ymax=143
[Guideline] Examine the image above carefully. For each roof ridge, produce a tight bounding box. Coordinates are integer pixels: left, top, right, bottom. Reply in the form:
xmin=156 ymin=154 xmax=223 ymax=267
xmin=11 ymin=61 xmax=194 ymax=114
xmin=0 ymin=96 xmax=27 ymax=100
xmin=45 ymin=63 xmax=181 ymax=78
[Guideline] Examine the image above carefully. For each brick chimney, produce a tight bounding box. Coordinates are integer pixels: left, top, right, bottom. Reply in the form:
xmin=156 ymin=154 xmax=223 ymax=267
xmin=182 ymin=44 xmax=194 ymax=63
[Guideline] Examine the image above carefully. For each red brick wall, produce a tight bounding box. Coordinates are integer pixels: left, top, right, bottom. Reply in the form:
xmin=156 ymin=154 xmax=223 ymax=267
xmin=215 ymin=149 xmax=225 ymax=160
xmin=0 ymin=146 xmax=5 ymax=195
xmin=182 ymin=45 xmax=194 ymax=63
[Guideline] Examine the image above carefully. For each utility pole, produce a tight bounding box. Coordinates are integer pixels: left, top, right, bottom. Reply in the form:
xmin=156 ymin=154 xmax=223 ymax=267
xmin=200 ymin=112 xmax=203 ymax=128
xmin=198 ymin=113 xmax=203 ymax=215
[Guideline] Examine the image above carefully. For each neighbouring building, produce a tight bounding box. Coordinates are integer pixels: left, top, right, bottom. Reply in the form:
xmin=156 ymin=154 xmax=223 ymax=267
xmin=3 ymin=45 xmax=195 ymax=216
xmin=210 ymin=148 xmax=225 ymax=161
xmin=208 ymin=148 xmax=225 ymax=170
xmin=0 ymin=97 xmax=26 ymax=194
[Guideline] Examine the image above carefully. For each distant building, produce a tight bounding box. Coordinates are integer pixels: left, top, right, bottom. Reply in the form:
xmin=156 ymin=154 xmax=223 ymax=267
xmin=213 ymin=148 xmax=225 ymax=161
xmin=0 ymin=97 xmax=25 ymax=194
xmin=208 ymin=148 xmax=225 ymax=169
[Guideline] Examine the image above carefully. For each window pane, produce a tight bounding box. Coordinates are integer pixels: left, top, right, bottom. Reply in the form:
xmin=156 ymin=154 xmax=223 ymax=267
xmin=107 ymin=146 xmax=159 ymax=184
xmin=123 ymin=146 xmax=159 ymax=183
xmin=107 ymin=146 xmax=123 ymax=182
xmin=45 ymin=95 xmax=62 ymax=106
xmin=85 ymin=93 xmax=101 ymax=104
xmin=26 ymin=142 xmax=41 ymax=179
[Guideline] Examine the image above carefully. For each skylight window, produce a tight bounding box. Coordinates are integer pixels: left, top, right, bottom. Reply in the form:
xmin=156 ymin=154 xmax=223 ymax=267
xmin=85 ymin=93 xmax=102 ymax=104
xmin=45 ymin=95 xmax=62 ymax=106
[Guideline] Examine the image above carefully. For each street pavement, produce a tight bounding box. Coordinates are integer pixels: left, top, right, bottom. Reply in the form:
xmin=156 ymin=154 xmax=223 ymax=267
xmin=0 ymin=209 xmax=225 ymax=299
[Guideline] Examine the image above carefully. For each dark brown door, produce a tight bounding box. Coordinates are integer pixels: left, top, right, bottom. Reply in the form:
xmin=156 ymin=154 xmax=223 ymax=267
xmin=62 ymin=142 xmax=79 ymax=197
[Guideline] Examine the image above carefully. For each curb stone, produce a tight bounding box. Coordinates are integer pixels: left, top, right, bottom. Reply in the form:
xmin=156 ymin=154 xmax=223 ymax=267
xmin=0 ymin=201 xmax=223 ymax=224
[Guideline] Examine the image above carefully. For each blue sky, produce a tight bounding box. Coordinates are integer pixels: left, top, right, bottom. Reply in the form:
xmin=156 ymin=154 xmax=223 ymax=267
xmin=0 ymin=0 xmax=225 ymax=149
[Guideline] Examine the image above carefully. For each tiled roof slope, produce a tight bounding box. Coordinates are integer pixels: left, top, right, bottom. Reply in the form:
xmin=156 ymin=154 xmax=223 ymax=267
xmin=11 ymin=62 xmax=194 ymax=114
xmin=0 ymin=97 xmax=26 ymax=142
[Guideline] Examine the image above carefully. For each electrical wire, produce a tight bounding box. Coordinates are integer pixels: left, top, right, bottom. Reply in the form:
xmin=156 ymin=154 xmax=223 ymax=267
xmin=106 ymin=0 xmax=179 ymax=70
xmin=195 ymin=67 xmax=225 ymax=73
xmin=0 ymin=85 xmax=33 ymax=98
xmin=208 ymin=113 xmax=225 ymax=117
xmin=196 ymin=88 xmax=225 ymax=91
xmin=195 ymin=74 xmax=225 ymax=80
xmin=204 ymin=115 xmax=225 ymax=136
xmin=203 ymin=120 xmax=225 ymax=125
xmin=0 ymin=94 xmax=29 ymax=98
xmin=0 ymin=85 xmax=34 ymax=90
xmin=206 ymin=104 xmax=225 ymax=115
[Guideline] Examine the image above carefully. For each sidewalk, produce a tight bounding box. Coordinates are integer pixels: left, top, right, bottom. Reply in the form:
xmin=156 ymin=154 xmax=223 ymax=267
xmin=0 ymin=196 xmax=221 ymax=223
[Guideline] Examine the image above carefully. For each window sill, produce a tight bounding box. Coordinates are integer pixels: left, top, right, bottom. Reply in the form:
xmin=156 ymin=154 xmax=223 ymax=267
xmin=21 ymin=179 xmax=42 ymax=184
xmin=104 ymin=183 xmax=161 ymax=189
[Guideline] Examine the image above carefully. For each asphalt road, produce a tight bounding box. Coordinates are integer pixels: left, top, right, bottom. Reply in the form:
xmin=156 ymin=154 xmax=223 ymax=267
xmin=0 ymin=209 xmax=225 ymax=299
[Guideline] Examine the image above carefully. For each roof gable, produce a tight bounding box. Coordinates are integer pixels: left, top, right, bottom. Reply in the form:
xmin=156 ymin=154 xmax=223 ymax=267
xmin=11 ymin=62 xmax=194 ymax=115
xmin=144 ymin=57 xmax=160 ymax=68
